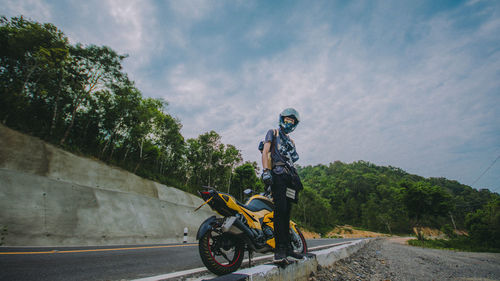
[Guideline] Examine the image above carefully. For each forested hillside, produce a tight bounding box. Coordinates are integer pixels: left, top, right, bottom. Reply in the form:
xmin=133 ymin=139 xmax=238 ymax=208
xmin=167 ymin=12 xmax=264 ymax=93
xmin=1 ymin=16 xmax=498 ymax=250
xmin=295 ymin=162 xmax=499 ymax=250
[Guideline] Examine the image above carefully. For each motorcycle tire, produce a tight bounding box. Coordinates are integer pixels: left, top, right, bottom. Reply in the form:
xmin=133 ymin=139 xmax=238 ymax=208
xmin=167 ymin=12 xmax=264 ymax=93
xmin=199 ymin=229 xmax=244 ymax=276
xmin=291 ymin=227 xmax=308 ymax=254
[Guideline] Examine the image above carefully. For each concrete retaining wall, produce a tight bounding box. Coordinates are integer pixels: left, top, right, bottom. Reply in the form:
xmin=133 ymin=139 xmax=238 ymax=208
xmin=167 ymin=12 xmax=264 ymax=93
xmin=0 ymin=124 xmax=215 ymax=246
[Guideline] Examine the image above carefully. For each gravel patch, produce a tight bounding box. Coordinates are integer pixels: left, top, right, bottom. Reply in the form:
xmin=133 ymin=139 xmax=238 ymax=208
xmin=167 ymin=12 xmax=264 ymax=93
xmin=309 ymin=238 xmax=500 ymax=281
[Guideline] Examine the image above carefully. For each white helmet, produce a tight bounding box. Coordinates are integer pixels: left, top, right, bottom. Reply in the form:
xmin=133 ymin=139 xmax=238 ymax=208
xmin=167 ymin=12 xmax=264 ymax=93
xmin=279 ymin=108 xmax=300 ymax=133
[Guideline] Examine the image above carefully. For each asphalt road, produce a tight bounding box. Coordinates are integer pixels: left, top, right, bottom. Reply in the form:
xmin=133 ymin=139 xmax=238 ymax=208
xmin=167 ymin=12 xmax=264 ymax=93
xmin=0 ymin=238 xmax=354 ymax=281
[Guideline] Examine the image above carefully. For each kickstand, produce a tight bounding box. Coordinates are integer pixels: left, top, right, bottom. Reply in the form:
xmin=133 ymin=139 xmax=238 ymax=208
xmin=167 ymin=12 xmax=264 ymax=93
xmin=248 ymin=250 xmax=253 ymax=268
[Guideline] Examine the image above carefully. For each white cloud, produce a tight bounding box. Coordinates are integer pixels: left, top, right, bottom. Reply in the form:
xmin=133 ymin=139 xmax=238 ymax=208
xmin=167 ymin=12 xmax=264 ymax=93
xmin=159 ymin=11 xmax=496 ymax=189
xmin=2 ymin=1 xmax=498 ymax=190
xmin=105 ymin=0 xmax=149 ymax=53
xmin=1 ymin=0 xmax=51 ymax=20
xmin=194 ymin=3 xmax=500 ymax=192
xmin=168 ymin=0 xmax=216 ymax=21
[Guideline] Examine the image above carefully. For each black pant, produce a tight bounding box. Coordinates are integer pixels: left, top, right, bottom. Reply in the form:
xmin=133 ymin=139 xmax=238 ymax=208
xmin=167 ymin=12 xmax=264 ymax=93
xmin=271 ymin=172 xmax=292 ymax=251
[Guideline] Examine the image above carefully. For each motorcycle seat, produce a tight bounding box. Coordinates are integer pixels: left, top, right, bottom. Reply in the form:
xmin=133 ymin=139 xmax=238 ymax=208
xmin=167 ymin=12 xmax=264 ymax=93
xmin=237 ymin=201 xmax=272 ymax=213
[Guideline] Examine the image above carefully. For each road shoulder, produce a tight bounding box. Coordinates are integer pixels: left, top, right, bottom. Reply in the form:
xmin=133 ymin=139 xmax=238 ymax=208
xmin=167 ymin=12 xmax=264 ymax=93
xmin=310 ymin=237 xmax=500 ymax=281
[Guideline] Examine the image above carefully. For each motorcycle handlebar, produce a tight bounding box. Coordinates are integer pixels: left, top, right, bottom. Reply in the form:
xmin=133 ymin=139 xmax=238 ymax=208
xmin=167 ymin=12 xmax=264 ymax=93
xmin=261 ymin=185 xmax=272 ymax=197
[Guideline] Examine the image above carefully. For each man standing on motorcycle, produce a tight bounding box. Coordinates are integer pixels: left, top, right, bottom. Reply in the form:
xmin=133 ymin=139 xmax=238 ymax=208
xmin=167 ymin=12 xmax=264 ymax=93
xmin=261 ymin=108 xmax=304 ymax=264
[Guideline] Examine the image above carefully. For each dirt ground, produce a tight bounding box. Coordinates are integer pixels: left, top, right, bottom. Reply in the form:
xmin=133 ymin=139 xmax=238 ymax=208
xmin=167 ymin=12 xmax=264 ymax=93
xmin=308 ymin=238 xmax=500 ymax=281
xmin=301 ymin=229 xmax=322 ymax=239
xmin=301 ymin=225 xmax=390 ymax=239
xmin=326 ymin=225 xmax=391 ymax=239
xmin=303 ymin=225 xmax=455 ymax=240
xmin=387 ymin=236 xmax=413 ymax=245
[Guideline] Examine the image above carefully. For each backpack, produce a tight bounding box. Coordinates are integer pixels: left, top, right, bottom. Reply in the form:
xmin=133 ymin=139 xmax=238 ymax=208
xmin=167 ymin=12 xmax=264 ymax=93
xmin=258 ymin=129 xmax=279 ymax=169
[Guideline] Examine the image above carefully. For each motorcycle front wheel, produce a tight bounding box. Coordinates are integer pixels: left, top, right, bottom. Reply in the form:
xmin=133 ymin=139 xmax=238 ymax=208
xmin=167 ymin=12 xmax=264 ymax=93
xmin=199 ymin=229 xmax=244 ymax=276
xmin=290 ymin=227 xmax=308 ymax=254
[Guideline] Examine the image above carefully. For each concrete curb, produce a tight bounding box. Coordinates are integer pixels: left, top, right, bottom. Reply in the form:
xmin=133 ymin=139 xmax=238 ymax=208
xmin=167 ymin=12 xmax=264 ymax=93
xmin=204 ymin=238 xmax=372 ymax=281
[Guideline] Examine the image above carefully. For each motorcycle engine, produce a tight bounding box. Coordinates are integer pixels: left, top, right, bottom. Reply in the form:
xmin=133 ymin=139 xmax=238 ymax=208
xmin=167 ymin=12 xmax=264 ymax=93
xmin=262 ymin=225 xmax=274 ymax=239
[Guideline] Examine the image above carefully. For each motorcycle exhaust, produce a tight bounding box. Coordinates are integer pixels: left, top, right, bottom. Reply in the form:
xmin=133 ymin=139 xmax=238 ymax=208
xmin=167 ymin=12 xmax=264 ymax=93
xmin=221 ymin=216 xmax=243 ymax=235
xmin=222 ymin=216 xmax=269 ymax=252
xmin=227 ymin=214 xmax=255 ymax=239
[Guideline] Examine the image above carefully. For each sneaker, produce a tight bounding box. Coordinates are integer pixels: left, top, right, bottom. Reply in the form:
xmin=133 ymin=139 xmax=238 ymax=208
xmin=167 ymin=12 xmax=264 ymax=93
xmin=286 ymin=251 xmax=305 ymax=260
xmin=273 ymin=249 xmax=289 ymax=264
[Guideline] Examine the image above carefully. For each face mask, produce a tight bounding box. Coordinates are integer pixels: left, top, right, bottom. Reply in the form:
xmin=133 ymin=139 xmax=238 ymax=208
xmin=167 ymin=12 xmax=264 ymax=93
xmin=282 ymin=122 xmax=296 ymax=133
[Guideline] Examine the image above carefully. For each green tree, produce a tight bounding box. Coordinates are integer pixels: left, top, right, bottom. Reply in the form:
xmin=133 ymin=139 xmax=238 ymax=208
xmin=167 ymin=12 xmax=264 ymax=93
xmin=465 ymin=198 xmax=500 ymax=250
xmin=403 ymin=181 xmax=452 ymax=238
xmin=185 ymin=131 xmax=242 ymax=192
xmin=229 ymin=162 xmax=263 ymax=202
xmin=292 ymin=186 xmax=333 ymax=234
xmin=59 ymin=44 xmax=126 ymax=145
xmin=0 ymin=16 xmax=70 ymax=136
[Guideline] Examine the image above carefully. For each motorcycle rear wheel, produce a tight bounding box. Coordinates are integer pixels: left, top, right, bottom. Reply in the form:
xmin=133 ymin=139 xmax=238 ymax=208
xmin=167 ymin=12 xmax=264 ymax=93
xmin=199 ymin=229 xmax=244 ymax=276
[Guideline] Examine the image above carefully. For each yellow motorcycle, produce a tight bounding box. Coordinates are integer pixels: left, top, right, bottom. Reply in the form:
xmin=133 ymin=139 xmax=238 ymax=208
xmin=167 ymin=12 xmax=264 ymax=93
xmin=195 ymin=186 xmax=307 ymax=275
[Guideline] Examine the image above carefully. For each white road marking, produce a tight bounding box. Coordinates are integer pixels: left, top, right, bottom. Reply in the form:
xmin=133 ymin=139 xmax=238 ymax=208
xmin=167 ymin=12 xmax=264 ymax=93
xmin=131 ymin=241 xmax=351 ymax=281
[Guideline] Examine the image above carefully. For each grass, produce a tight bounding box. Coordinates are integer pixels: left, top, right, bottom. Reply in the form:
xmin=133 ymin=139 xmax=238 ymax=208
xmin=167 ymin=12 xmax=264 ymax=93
xmin=408 ymin=236 xmax=500 ymax=253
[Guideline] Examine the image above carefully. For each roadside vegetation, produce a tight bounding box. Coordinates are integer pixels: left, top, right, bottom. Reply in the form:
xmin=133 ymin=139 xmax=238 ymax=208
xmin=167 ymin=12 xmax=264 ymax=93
xmin=408 ymin=237 xmax=499 ymax=253
xmin=1 ymin=16 xmax=498 ymax=252
xmin=408 ymin=198 xmax=500 ymax=252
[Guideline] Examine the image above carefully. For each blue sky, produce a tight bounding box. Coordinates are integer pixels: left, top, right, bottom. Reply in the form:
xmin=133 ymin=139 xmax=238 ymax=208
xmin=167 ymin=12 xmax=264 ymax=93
xmin=2 ymin=0 xmax=499 ymax=192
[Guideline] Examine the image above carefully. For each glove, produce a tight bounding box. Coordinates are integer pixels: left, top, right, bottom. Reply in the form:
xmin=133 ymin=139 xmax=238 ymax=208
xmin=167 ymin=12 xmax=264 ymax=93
xmin=261 ymin=169 xmax=273 ymax=186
